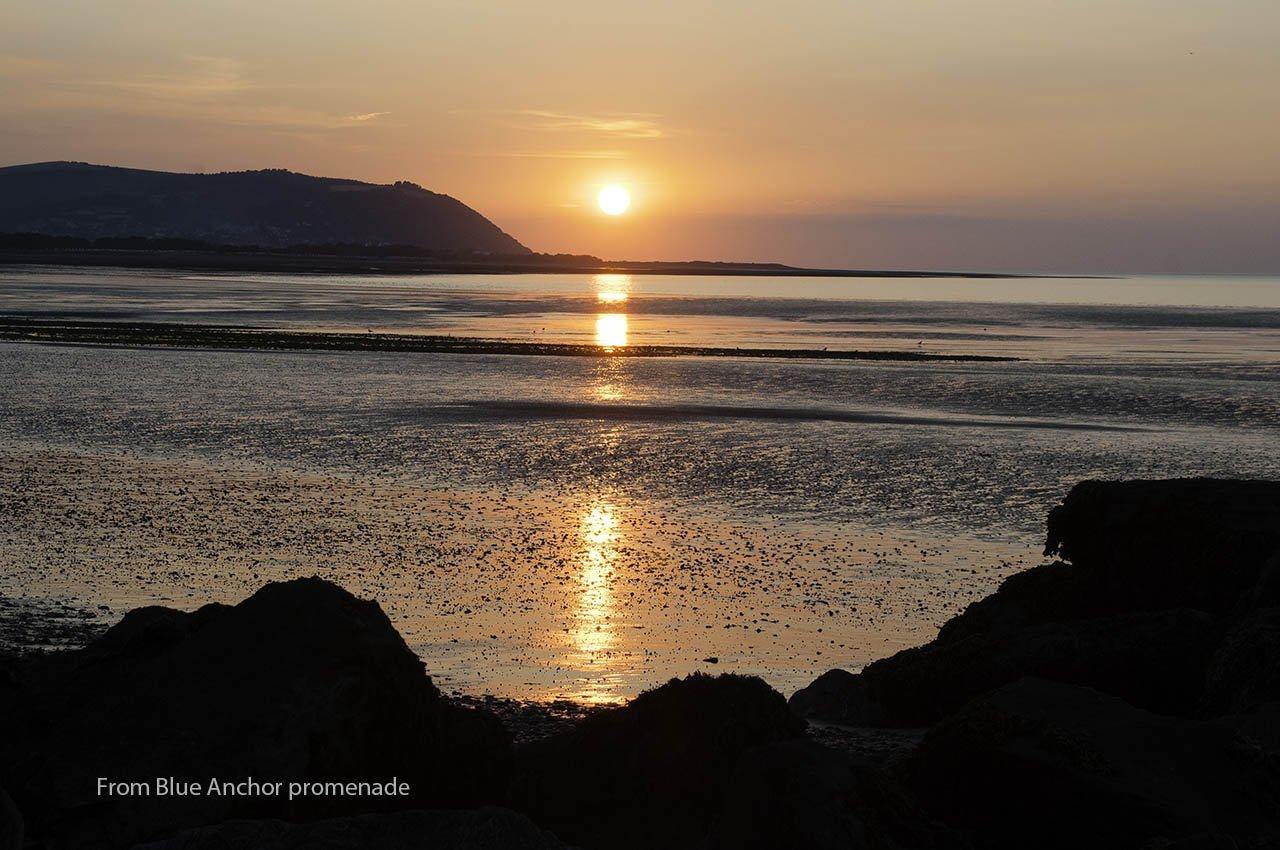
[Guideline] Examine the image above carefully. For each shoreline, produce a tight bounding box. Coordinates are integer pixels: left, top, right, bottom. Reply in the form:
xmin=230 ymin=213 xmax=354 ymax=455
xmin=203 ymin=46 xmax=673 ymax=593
xmin=0 ymin=446 xmax=1029 ymax=705
xmin=0 ymin=317 xmax=1023 ymax=362
xmin=0 ymin=604 xmax=873 ymax=751
xmin=5 ymin=478 xmax=1279 ymax=849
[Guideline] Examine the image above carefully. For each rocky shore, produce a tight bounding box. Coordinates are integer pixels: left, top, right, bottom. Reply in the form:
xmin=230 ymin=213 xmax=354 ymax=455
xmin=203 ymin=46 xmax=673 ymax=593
xmin=3 ymin=478 xmax=1278 ymax=849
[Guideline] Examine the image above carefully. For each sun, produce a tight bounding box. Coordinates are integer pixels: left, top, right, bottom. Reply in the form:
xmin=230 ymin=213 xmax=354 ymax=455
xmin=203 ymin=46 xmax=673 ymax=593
xmin=597 ymin=185 xmax=631 ymax=216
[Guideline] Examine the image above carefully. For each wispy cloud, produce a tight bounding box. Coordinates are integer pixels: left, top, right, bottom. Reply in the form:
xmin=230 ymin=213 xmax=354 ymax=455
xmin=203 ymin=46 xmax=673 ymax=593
xmin=18 ymin=56 xmax=394 ymax=133
xmin=518 ymin=110 xmax=665 ymax=139
xmin=224 ymin=105 xmax=393 ymax=131
xmin=95 ymin=55 xmax=251 ymax=100
xmin=478 ymin=149 xmax=628 ymax=160
xmin=0 ymin=56 xmax=59 ymax=78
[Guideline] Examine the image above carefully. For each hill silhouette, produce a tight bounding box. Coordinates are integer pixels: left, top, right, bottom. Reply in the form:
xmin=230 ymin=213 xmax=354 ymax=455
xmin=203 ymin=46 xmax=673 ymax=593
xmin=0 ymin=161 xmax=528 ymax=255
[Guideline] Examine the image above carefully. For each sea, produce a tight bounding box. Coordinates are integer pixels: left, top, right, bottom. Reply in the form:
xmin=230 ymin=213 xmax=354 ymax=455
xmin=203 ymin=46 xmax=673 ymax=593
xmin=1 ymin=265 xmax=1277 ymax=701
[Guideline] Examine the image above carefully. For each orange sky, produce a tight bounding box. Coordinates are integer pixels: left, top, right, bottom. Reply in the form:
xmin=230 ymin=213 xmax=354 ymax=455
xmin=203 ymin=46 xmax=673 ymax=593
xmin=2 ymin=1 xmax=1278 ymax=271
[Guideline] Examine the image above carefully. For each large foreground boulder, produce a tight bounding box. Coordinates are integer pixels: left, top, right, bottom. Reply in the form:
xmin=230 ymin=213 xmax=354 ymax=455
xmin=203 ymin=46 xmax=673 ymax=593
xmin=129 ymin=807 xmax=568 ymax=850
xmin=791 ymin=479 xmax=1280 ymax=727
xmin=0 ymin=578 xmax=509 ymax=850
xmin=1043 ymin=478 xmax=1280 ymax=613
xmin=909 ymin=678 xmax=1280 ymax=849
xmin=514 ymin=673 xmax=805 ymax=849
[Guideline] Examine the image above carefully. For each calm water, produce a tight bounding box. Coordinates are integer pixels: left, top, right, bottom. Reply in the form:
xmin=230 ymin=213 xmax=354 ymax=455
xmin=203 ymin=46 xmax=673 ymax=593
xmin=5 ymin=266 xmax=1280 ymax=362
xmin=2 ymin=265 xmax=1278 ymax=699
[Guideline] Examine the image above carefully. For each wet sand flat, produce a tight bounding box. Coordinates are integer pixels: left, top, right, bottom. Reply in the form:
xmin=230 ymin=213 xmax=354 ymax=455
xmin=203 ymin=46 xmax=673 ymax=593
xmin=0 ymin=447 xmax=1028 ymax=702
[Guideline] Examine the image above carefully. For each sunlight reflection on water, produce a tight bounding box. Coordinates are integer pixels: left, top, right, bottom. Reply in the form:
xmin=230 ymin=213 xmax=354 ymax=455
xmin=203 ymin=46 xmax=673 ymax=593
xmin=593 ymin=273 xmax=632 ymax=305
xmin=594 ymin=274 xmax=631 ymax=350
xmin=595 ymin=313 xmax=628 ymax=348
xmin=568 ymin=499 xmax=625 ymax=703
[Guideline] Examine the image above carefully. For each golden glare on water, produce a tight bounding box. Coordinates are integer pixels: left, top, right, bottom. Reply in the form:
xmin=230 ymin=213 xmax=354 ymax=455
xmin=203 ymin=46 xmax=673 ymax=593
xmin=595 ymin=313 xmax=628 ymax=349
xmin=597 ymin=184 xmax=631 ymax=216
xmin=572 ymin=501 xmax=620 ymax=659
xmin=593 ymin=272 xmax=632 ymax=305
xmin=593 ymin=274 xmax=630 ymax=349
xmin=592 ymin=358 xmax=628 ymax=402
xmin=582 ymin=502 xmax=618 ymax=545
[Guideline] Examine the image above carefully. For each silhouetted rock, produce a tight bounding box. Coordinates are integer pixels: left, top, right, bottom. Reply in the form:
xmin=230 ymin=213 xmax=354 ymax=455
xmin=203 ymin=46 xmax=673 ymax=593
xmin=0 ymin=161 xmax=529 ymax=254
xmin=130 ymin=807 xmax=569 ymax=850
xmin=909 ymin=678 xmax=1280 ymax=849
xmin=708 ymin=740 xmax=964 ymax=850
xmin=1204 ymin=607 xmax=1280 ymax=715
xmin=791 ymin=478 xmax=1280 ymax=727
xmin=795 ymin=607 xmax=1221 ymax=726
xmin=0 ymin=578 xmax=510 ymax=849
xmin=708 ymin=741 xmax=869 ymax=850
xmin=0 ymin=786 xmax=21 ymax=850
xmin=1043 ymin=478 xmax=1280 ymax=614
xmin=515 ymin=673 xmax=805 ymax=849
xmin=787 ymin=669 xmax=869 ymax=725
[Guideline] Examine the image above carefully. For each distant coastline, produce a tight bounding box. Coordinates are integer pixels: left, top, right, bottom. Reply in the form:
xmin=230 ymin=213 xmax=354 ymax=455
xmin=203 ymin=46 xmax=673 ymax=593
xmin=0 ymin=162 xmax=1037 ymax=278
xmin=0 ymin=244 xmax=1029 ymax=279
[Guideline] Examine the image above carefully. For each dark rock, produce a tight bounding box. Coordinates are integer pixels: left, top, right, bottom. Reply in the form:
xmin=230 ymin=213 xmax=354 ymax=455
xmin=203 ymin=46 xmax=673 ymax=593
xmin=799 ymin=607 xmax=1220 ymax=726
xmin=929 ymin=560 xmax=1098 ymax=641
xmin=129 ymin=807 xmax=569 ymax=850
xmin=791 ymin=478 xmax=1280 ymax=727
xmin=1 ymin=578 xmax=510 ymax=850
xmin=515 ymin=672 xmax=805 ymax=849
xmin=909 ymin=678 xmax=1280 ymax=850
xmin=787 ymin=669 xmax=871 ymax=724
xmin=1247 ymin=552 xmax=1280 ymax=609
xmin=0 ymin=786 xmax=21 ymax=850
xmin=1204 ymin=607 xmax=1280 ymax=715
xmin=804 ymin=723 xmax=926 ymax=770
xmin=1232 ymin=702 xmax=1280 ymax=757
xmin=708 ymin=741 xmax=869 ymax=850
xmin=708 ymin=740 xmax=965 ymax=850
xmin=1044 ymin=478 xmax=1280 ymax=614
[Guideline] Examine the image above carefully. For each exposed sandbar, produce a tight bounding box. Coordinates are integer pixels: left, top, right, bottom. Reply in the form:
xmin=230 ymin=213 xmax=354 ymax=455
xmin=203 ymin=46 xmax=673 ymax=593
xmin=0 ymin=317 xmax=1022 ymax=363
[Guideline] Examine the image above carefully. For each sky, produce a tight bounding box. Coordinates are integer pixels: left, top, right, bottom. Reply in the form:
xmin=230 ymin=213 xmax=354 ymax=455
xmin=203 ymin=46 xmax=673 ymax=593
xmin=2 ymin=0 xmax=1278 ymax=273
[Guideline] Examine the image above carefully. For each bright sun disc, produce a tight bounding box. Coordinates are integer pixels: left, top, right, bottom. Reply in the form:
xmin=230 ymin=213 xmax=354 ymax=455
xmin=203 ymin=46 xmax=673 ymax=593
xmin=597 ymin=185 xmax=631 ymax=216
